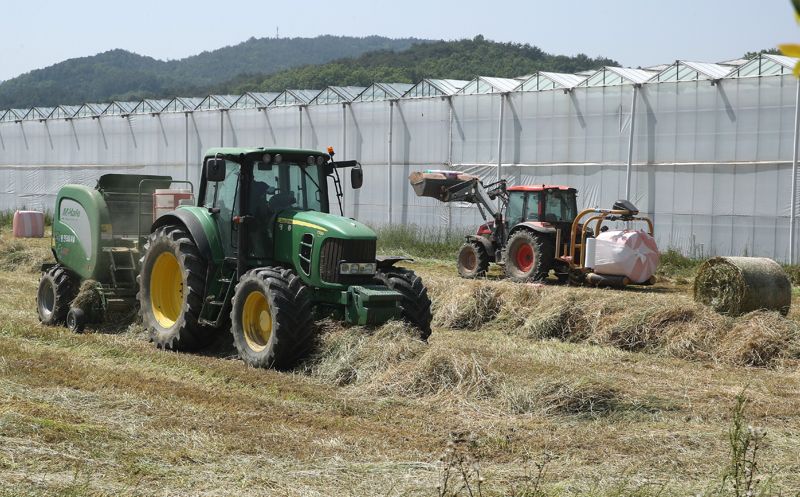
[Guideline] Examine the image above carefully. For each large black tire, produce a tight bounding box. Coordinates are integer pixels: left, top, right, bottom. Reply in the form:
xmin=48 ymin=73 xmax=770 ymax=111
xmin=457 ymin=241 xmax=490 ymax=279
xmin=230 ymin=267 xmax=313 ymax=369
xmin=137 ymin=224 xmax=215 ymax=350
xmin=503 ymin=230 xmax=554 ymax=282
xmin=37 ymin=265 xmax=78 ymax=325
xmin=374 ymin=268 xmax=433 ymax=340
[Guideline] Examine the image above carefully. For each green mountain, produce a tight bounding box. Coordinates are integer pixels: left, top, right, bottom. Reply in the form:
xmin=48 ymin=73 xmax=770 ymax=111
xmin=219 ymin=36 xmax=618 ymax=94
xmin=0 ymin=35 xmax=428 ymax=108
xmin=0 ymin=35 xmax=618 ymax=109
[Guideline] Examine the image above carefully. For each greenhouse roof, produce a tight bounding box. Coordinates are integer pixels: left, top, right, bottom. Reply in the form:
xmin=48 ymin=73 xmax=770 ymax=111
xmin=729 ymin=54 xmax=797 ymax=77
xmin=271 ymin=89 xmax=320 ymax=106
xmin=23 ymin=107 xmax=54 ymax=121
xmin=103 ymin=101 xmax=138 ymax=116
xmin=74 ymin=103 xmax=106 ymax=118
xmin=577 ymin=67 xmax=658 ymax=87
xmin=196 ymin=95 xmax=238 ymax=110
xmin=310 ymin=86 xmax=367 ymax=104
xmin=404 ymin=79 xmax=469 ymax=98
xmin=231 ymin=92 xmax=280 ymax=109
xmin=520 ymin=72 xmax=587 ymax=91
xmin=353 ymin=82 xmax=413 ymax=101
xmin=460 ymin=76 xmax=521 ymax=94
xmin=3 ymin=55 xmax=799 ymax=121
xmin=651 ymin=60 xmax=733 ymax=82
xmin=50 ymin=105 xmax=81 ymax=119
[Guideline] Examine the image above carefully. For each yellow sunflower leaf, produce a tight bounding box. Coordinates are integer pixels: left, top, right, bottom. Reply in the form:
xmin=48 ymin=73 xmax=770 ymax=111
xmin=780 ymin=44 xmax=800 ymax=57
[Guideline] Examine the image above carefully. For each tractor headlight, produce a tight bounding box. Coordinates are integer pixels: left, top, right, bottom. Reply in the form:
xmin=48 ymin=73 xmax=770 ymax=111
xmin=316 ymin=155 xmax=326 ymax=166
xmin=339 ymin=262 xmax=376 ymax=275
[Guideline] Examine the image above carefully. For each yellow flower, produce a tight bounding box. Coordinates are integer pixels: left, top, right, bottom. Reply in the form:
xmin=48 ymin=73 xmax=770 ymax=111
xmin=779 ymin=44 xmax=800 ymax=76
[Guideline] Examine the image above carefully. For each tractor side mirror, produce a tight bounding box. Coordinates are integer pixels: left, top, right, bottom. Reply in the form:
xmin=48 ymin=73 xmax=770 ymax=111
xmin=205 ymin=158 xmax=226 ymax=182
xmin=351 ymin=166 xmax=363 ymax=189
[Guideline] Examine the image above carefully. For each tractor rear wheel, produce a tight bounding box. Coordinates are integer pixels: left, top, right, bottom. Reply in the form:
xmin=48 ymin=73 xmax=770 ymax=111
xmin=137 ymin=224 xmax=214 ymax=350
xmin=374 ymin=268 xmax=433 ymax=340
xmin=230 ymin=267 xmax=313 ymax=369
xmin=37 ymin=265 xmax=78 ymax=325
xmin=503 ymin=230 xmax=554 ymax=282
xmin=457 ymin=241 xmax=489 ymax=279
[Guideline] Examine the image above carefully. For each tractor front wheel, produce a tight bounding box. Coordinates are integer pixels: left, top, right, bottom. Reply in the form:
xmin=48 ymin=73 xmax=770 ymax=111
xmin=374 ymin=268 xmax=433 ymax=340
xmin=230 ymin=267 xmax=313 ymax=369
xmin=457 ymin=241 xmax=489 ymax=279
xmin=503 ymin=230 xmax=553 ymax=282
xmin=37 ymin=265 xmax=78 ymax=325
xmin=138 ymin=224 xmax=214 ymax=350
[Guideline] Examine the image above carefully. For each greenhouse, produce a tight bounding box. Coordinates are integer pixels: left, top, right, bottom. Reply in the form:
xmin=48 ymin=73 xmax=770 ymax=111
xmin=1 ymin=53 xmax=799 ymax=261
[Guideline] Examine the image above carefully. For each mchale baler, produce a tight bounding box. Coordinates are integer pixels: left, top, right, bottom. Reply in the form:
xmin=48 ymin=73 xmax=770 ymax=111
xmin=409 ymin=170 xmax=659 ymax=287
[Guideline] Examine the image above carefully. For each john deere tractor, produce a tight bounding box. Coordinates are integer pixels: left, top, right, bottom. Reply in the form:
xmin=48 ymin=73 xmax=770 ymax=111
xmin=38 ymin=147 xmax=432 ymax=369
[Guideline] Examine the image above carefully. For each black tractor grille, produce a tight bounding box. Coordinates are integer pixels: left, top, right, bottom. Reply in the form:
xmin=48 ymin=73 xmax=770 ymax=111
xmin=319 ymin=238 xmax=376 ymax=284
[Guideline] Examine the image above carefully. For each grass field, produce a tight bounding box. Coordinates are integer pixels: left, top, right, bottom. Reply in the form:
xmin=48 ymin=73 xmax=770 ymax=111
xmin=1 ymin=230 xmax=800 ymax=496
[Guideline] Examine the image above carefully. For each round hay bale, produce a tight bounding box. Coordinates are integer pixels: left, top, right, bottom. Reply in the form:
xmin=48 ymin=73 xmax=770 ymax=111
xmin=694 ymin=257 xmax=791 ymax=316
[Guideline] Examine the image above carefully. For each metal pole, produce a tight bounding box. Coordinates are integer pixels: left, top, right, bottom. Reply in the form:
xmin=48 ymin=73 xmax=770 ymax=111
xmin=219 ymin=110 xmax=224 ymax=147
xmin=184 ymin=112 xmax=189 ymax=181
xmin=447 ymin=96 xmax=454 ymax=230
xmin=342 ymin=103 xmax=348 ymax=217
xmin=298 ymin=106 xmax=303 ymax=148
xmin=496 ymin=93 xmax=505 ymax=183
xmin=625 ymin=85 xmax=639 ymax=201
xmin=790 ymin=79 xmax=800 ymax=263
xmin=387 ymin=100 xmax=394 ymax=224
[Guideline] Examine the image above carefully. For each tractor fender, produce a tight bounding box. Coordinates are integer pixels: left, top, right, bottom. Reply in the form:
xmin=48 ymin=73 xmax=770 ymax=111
xmin=465 ymin=235 xmax=496 ymax=262
xmin=150 ymin=208 xmax=222 ymax=265
xmin=509 ymin=221 xmax=557 ymax=236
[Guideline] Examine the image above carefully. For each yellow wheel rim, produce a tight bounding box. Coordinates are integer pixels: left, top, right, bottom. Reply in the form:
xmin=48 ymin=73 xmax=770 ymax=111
xmin=242 ymin=290 xmax=272 ymax=352
xmin=150 ymin=252 xmax=184 ymax=328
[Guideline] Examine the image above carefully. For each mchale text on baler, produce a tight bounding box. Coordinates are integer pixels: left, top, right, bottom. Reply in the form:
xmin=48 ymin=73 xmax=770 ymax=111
xmin=409 ymin=170 xmax=659 ymax=287
xmin=37 ymin=147 xmax=433 ymax=369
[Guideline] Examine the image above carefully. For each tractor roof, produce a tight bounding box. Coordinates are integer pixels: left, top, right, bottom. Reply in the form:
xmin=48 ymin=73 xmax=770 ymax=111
xmin=507 ymin=185 xmax=576 ymax=192
xmin=204 ymin=147 xmax=330 ymax=161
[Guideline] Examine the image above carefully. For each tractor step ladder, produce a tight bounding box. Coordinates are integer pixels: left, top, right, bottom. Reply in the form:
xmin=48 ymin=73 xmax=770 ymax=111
xmin=104 ymin=247 xmax=138 ymax=287
xmin=199 ymin=264 xmax=237 ymax=328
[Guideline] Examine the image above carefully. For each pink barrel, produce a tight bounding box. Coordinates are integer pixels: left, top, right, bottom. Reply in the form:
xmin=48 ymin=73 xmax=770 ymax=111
xmin=593 ymin=230 xmax=660 ymax=283
xmin=12 ymin=210 xmax=45 ymax=238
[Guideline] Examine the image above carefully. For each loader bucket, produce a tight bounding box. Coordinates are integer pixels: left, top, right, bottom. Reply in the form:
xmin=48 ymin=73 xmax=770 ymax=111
xmin=409 ymin=171 xmax=479 ymax=201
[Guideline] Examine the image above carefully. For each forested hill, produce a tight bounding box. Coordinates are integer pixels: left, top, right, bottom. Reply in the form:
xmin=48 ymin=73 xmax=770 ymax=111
xmin=0 ymin=35 xmax=618 ymax=109
xmin=0 ymin=35 xmax=428 ymax=108
xmin=217 ymin=36 xmax=619 ymax=94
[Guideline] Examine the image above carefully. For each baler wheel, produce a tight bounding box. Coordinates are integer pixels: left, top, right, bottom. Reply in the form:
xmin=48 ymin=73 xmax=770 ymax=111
xmin=374 ymin=268 xmax=433 ymax=340
xmin=457 ymin=241 xmax=489 ymax=279
xmin=37 ymin=264 xmax=78 ymax=325
xmin=230 ymin=267 xmax=313 ymax=369
xmin=137 ymin=224 xmax=215 ymax=350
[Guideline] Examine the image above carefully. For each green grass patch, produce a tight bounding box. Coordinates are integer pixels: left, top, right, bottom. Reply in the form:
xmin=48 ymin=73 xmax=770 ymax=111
xmin=374 ymin=224 xmax=465 ymax=260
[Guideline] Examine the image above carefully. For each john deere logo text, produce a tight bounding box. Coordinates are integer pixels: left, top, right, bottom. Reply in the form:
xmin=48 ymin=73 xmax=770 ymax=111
xmin=61 ymin=207 xmax=81 ymax=218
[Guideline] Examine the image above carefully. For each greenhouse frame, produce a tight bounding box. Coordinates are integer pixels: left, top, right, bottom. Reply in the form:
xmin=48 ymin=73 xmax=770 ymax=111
xmin=1 ymin=53 xmax=799 ymax=261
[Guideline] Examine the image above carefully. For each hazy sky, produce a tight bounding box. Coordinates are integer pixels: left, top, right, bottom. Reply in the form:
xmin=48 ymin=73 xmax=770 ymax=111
xmin=1 ymin=0 xmax=797 ymax=82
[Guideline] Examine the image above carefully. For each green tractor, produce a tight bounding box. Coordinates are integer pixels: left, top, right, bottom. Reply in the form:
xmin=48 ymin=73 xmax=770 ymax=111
xmin=37 ymin=147 xmax=433 ymax=369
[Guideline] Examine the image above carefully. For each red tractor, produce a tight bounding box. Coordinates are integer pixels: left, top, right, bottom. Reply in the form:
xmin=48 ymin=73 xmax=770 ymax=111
xmin=409 ymin=171 xmax=658 ymax=287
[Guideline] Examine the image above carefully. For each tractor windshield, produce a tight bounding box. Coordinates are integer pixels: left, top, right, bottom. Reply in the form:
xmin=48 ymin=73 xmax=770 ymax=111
xmin=543 ymin=190 xmax=577 ymax=223
xmin=251 ymin=161 xmax=325 ymax=214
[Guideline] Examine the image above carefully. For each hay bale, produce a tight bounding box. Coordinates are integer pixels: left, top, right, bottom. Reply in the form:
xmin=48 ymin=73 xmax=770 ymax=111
xmin=694 ymin=257 xmax=791 ymax=317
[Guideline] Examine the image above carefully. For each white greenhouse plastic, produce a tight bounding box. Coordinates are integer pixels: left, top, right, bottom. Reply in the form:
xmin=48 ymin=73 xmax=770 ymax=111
xmin=1 ymin=53 xmax=799 ymax=261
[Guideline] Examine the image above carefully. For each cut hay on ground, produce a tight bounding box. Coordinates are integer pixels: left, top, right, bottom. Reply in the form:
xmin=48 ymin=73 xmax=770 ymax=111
xmin=694 ymin=256 xmax=791 ymax=316
xmin=425 ymin=276 xmax=800 ymax=368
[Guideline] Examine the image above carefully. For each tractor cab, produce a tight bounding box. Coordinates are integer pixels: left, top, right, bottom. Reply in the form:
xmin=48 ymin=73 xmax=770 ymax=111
xmin=505 ymin=185 xmax=578 ymax=228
